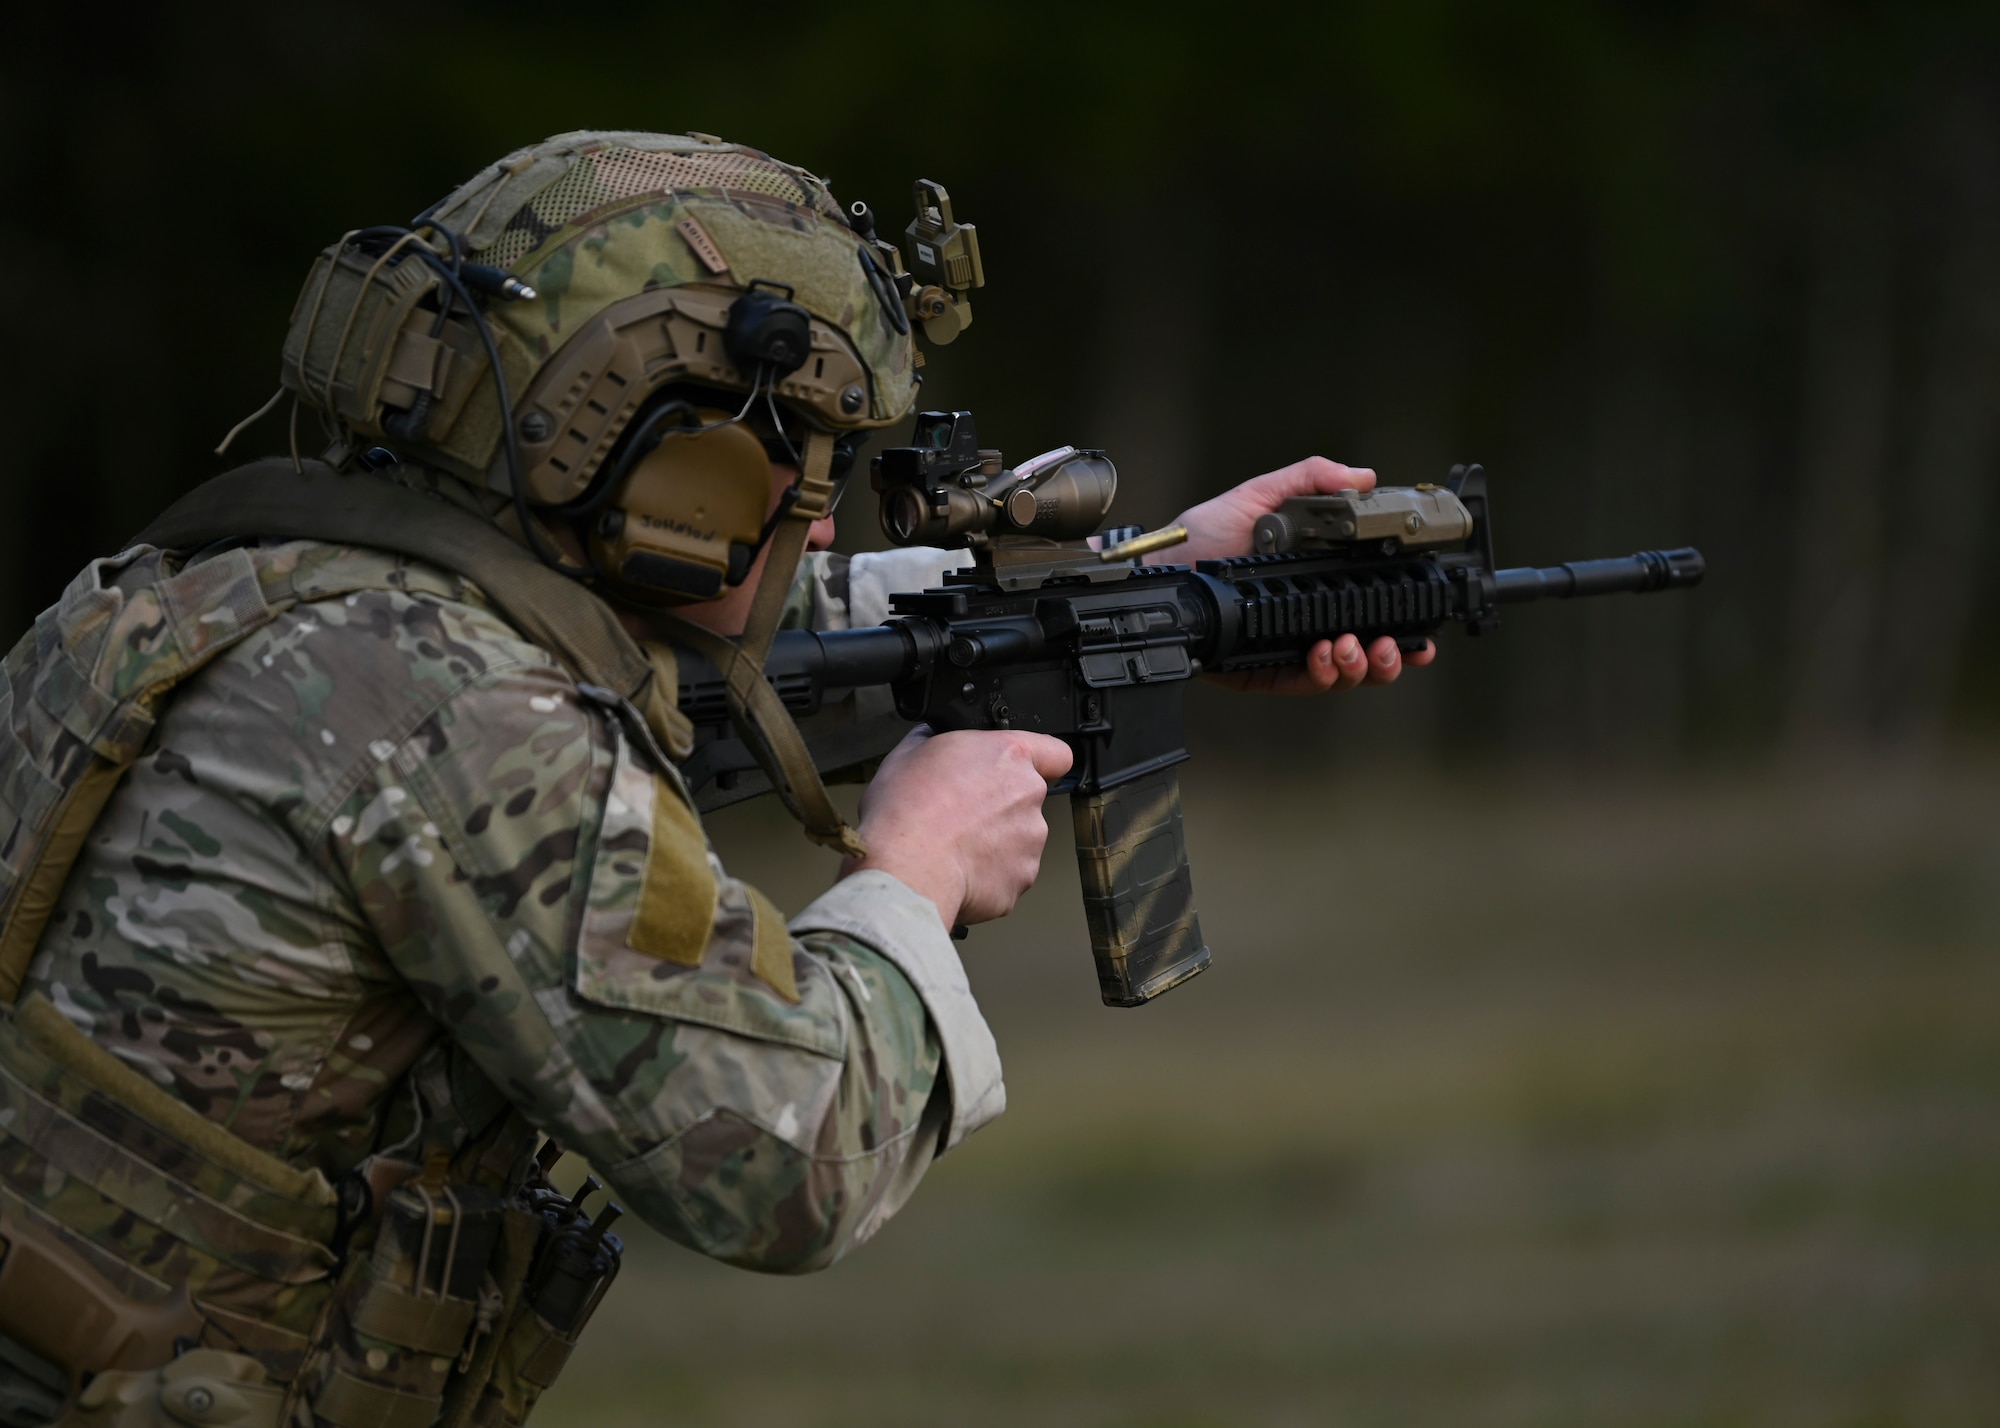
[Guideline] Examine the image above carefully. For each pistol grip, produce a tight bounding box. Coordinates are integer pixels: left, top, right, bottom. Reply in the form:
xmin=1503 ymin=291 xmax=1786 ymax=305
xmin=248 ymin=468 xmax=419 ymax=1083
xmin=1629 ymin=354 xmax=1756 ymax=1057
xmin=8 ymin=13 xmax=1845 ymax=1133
xmin=1069 ymin=767 xmax=1210 ymax=1006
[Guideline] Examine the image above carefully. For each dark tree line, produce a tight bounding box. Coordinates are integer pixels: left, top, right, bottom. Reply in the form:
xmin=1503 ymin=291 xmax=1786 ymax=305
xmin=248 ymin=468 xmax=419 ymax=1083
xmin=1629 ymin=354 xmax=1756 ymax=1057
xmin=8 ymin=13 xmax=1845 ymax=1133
xmin=3 ymin=1 xmax=1994 ymax=763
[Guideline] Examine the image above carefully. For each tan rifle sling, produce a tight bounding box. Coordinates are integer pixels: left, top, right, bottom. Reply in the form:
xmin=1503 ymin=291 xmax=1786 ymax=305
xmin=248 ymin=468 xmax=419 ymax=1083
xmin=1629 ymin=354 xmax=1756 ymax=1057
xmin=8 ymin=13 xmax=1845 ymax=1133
xmin=659 ymin=429 xmax=868 ymax=859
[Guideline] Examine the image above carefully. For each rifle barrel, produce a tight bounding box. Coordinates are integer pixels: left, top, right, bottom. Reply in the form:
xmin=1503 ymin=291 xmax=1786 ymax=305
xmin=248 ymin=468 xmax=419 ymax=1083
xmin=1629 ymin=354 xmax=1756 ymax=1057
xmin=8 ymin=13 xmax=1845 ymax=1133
xmin=1492 ymin=547 xmax=1704 ymax=603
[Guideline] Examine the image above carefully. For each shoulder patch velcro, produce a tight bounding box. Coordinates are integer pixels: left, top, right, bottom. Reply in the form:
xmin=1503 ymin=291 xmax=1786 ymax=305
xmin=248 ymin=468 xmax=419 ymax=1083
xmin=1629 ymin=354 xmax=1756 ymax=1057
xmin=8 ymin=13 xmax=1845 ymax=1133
xmin=743 ymin=886 xmax=800 ymax=1003
xmin=627 ymin=773 xmax=717 ymax=966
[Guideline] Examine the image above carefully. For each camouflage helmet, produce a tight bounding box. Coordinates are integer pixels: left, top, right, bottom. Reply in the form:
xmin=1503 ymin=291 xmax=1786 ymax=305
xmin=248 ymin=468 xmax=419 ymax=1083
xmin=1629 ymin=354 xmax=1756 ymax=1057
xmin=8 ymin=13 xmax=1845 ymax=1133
xmin=275 ymin=131 xmax=980 ymax=598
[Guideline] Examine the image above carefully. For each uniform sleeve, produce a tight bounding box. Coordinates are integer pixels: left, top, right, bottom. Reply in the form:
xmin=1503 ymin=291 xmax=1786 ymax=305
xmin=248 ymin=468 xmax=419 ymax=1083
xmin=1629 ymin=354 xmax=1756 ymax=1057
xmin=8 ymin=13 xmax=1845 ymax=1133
xmin=787 ymin=548 xmax=973 ymax=631
xmin=326 ymin=652 xmax=1003 ymax=1273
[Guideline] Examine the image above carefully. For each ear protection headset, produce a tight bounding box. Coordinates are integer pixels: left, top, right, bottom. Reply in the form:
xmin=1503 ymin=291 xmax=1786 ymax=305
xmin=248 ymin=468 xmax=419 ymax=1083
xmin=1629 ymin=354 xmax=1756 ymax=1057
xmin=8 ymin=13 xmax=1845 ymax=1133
xmin=563 ymin=279 xmax=862 ymax=605
xmin=579 ymin=403 xmax=773 ymax=602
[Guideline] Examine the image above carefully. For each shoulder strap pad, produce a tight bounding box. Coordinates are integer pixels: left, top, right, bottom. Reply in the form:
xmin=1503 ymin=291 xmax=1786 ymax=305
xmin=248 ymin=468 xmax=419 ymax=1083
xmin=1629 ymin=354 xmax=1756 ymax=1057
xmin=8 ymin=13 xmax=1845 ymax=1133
xmin=0 ymin=544 xmax=296 ymax=1003
xmin=134 ymin=461 xmax=676 ymax=747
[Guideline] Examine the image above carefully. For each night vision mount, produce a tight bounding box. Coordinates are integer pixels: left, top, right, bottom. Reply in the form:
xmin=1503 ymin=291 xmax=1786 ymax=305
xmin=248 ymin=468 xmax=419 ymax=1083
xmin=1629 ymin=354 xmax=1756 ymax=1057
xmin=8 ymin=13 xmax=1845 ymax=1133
xmin=848 ymin=182 xmax=985 ymax=353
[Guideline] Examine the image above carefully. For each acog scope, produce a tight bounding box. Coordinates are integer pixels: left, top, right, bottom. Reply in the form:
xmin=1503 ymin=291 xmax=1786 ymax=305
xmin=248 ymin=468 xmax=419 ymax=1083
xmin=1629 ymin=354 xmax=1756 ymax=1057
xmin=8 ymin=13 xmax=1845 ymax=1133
xmin=873 ymin=410 xmax=1118 ymax=549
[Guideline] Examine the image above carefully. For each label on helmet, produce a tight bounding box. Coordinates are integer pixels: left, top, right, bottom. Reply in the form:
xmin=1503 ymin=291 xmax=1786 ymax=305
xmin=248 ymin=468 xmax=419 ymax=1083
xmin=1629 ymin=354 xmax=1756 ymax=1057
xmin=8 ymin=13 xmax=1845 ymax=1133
xmin=676 ymin=217 xmax=731 ymax=276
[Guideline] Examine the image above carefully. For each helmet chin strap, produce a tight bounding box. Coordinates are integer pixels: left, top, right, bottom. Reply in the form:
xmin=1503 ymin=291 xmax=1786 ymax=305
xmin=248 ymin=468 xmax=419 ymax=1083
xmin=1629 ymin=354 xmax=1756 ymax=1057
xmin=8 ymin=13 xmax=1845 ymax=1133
xmin=663 ymin=428 xmax=868 ymax=859
xmin=741 ymin=427 xmax=835 ymax=656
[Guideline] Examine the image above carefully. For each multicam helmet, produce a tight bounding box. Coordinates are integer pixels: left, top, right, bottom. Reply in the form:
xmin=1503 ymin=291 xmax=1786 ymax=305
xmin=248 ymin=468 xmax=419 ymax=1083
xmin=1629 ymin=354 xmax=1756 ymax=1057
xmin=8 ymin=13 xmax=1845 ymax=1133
xmin=276 ymin=130 xmax=982 ymax=601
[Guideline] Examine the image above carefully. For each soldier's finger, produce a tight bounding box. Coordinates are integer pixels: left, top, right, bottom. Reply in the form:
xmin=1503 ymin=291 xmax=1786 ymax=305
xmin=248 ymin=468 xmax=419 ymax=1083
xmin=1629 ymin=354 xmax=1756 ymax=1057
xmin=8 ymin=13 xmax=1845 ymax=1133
xmin=1405 ymin=639 xmax=1436 ymax=667
xmin=1302 ymin=639 xmax=1340 ymax=692
xmin=1231 ymin=458 xmax=1376 ymax=513
xmin=1301 ymin=457 xmax=1375 ymax=495
xmin=1333 ymin=634 xmax=1370 ymax=690
xmin=1365 ymin=637 xmax=1403 ymax=684
xmin=1247 ymin=642 xmax=1340 ymax=696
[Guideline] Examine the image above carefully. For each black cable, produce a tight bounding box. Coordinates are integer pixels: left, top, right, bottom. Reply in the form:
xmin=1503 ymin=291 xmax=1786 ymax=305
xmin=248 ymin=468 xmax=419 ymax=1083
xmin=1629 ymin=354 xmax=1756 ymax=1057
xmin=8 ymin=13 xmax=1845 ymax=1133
xmin=425 ymin=222 xmax=465 ymax=268
xmin=364 ymin=227 xmax=585 ymax=578
xmin=761 ymin=382 xmax=801 ymax=467
xmin=748 ymin=483 xmax=809 ymax=558
xmin=345 ymin=221 xmax=582 ymax=575
xmin=420 ymin=221 xmax=465 ymax=335
xmin=563 ymin=398 xmax=702 ymax=518
xmin=380 ymin=223 xmax=463 ymax=443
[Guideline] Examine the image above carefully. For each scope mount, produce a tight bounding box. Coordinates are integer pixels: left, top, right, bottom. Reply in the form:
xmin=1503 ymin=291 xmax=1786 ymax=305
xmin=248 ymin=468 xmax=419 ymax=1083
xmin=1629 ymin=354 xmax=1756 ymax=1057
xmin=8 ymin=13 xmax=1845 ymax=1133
xmin=873 ymin=410 xmax=1136 ymax=591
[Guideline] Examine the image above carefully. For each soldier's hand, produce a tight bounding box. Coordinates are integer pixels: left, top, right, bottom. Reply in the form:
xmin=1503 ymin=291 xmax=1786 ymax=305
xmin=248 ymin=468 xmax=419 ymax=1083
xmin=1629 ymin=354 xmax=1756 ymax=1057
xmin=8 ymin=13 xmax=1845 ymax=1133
xmin=1170 ymin=455 xmax=1374 ymax=565
xmin=1168 ymin=455 xmax=1436 ymax=696
xmin=1207 ymin=630 xmax=1433 ymax=695
xmin=846 ymin=726 xmax=1074 ymax=928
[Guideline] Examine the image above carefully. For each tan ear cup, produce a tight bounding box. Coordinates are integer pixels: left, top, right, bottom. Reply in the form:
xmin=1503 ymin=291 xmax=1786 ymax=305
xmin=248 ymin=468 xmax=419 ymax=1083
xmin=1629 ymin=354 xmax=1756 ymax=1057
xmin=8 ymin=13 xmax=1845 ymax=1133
xmin=588 ymin=413 xmax=773 ymax=603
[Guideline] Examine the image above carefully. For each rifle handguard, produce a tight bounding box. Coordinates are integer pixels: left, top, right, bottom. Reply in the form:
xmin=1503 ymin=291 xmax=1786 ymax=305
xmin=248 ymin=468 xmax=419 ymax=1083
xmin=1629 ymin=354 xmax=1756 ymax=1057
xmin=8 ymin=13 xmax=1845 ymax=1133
xmin=1069 ymin=767 xmax=1210 ymax=1006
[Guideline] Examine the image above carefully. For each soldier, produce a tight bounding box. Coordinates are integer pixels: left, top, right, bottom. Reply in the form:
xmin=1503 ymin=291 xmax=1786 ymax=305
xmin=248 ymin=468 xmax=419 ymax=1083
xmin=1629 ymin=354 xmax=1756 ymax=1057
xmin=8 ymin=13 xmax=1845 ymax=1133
xmin=0 ymin=132 xmax=1426 ymax=1428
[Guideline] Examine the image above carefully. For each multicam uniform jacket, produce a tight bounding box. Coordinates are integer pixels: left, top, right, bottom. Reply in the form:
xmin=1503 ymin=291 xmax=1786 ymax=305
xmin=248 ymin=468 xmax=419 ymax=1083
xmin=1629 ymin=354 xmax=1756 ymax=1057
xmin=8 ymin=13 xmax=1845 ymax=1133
xmin=20 ymin=537 xmax=990 ymax=1276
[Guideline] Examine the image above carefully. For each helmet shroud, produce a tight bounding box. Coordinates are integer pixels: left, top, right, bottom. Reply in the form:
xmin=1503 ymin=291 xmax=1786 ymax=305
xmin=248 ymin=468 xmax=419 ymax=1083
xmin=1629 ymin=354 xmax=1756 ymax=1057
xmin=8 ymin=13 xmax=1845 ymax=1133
xmin=279 ymin=131 xmax=920 ymax=598
xmin=453 ymin=137 xmax=919 ymax=484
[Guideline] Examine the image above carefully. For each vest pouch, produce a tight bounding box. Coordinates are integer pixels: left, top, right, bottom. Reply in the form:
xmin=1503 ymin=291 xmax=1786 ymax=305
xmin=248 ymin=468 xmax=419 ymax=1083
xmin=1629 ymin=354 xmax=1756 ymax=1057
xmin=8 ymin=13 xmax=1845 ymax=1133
xmin=451 ymin=1188 xmax=621 ymax=1428
xmin=0 ymin=998 xmax=339 ymax=1388
xmin=301 ymin=1181 xmax=505 ymax=1428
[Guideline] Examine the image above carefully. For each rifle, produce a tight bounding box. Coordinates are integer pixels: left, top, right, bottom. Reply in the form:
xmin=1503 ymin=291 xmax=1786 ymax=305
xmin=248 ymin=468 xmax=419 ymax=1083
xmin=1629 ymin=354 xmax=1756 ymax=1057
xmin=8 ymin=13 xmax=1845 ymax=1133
xmin=676 ymin=411 xmax=1704 ymax=1007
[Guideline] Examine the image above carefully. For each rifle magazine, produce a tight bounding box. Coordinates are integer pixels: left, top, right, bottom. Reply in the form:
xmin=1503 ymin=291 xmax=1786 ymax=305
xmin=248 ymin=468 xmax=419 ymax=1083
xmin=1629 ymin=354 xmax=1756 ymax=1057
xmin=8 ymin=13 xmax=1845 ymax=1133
xmin=1069 ymin=767 xmax=1209 ymax=1007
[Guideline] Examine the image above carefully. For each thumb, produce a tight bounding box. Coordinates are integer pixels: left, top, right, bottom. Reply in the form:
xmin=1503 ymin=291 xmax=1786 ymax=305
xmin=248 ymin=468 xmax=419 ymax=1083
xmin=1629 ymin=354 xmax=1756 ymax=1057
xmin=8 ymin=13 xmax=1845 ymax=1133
xmin=1018 ymin=733 xmax=1075 ymax=784
xmin=879 ymin=723 xmax=935 ymax=769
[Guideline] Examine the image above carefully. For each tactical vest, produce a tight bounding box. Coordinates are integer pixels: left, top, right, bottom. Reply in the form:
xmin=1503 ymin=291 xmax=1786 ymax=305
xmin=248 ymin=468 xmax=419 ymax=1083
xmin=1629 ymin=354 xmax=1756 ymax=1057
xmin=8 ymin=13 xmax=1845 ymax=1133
xmin=0 ymin=462 xmax=784 ymax=1428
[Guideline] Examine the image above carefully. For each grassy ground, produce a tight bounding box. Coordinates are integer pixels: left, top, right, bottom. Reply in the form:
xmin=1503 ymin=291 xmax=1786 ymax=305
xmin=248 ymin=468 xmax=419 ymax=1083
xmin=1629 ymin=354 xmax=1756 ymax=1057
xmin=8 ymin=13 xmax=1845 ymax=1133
xmin=535 ymin=753 xmax=2000 ymax=1427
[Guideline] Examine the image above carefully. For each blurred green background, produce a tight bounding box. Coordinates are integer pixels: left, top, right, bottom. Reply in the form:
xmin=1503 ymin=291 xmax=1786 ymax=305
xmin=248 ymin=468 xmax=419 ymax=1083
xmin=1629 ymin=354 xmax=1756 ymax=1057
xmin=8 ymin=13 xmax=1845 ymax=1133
xmin=5 ymin=2 xmax=1999 ymax=1422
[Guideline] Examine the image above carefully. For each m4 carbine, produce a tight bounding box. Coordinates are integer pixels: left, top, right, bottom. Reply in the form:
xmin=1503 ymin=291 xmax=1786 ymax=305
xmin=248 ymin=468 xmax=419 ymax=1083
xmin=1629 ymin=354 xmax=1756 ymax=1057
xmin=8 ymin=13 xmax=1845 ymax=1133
xmin=676 ymin=412 xmax=1704 ymax=1008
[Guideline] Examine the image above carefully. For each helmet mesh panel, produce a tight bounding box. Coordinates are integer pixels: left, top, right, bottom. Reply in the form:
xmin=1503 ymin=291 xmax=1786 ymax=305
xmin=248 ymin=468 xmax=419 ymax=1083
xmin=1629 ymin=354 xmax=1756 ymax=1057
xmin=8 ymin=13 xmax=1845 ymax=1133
xmin=485 ymin=146 xmax=839 ymax=268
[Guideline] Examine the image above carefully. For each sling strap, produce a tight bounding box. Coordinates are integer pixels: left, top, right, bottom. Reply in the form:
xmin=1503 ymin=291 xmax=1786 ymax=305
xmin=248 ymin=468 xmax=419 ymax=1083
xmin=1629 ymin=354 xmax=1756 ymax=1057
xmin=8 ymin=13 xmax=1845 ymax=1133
xmin=134 ymin=460 xmax=670 ymax=747
xmin=740 ymin=430 xmax=839 ymax=671
xmin=660 ymin=618 xmax=867 ymax=858
xmin=662 ymin=430 xmax=868 ymax=859
xmin=131 ymin=458 xmax=863 ymax=855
